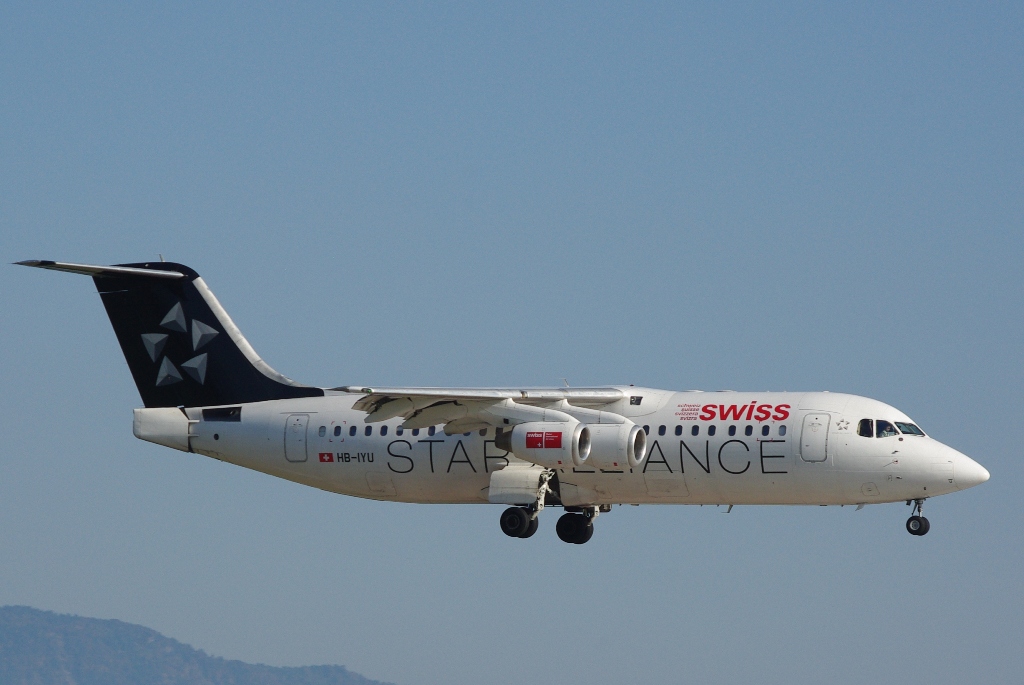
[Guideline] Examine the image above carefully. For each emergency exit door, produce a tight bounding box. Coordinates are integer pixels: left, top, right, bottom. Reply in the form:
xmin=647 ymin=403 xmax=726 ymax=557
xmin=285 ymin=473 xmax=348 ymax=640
xmin=800 ymin=413 xmax=830 ymax=462
xmin=285 ymin=414 xmax=309 ymax=462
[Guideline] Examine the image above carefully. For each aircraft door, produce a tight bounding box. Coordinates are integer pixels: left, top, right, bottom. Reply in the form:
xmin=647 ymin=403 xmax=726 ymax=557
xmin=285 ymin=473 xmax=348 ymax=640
xmin=285 ymin=414 xmax=309 ymax=462
xmin=800 ymin=413 xmax=830 ymax=462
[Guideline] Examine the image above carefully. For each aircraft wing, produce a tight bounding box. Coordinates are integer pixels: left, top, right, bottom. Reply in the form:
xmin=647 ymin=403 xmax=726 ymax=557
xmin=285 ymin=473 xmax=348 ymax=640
xmin=336 ymin=386 xmax=626 ymax=433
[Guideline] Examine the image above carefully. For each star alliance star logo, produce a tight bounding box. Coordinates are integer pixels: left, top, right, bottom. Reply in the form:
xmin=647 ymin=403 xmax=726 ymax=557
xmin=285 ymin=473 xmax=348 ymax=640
xmin=141 ymin=302 xmax=219 ymax=387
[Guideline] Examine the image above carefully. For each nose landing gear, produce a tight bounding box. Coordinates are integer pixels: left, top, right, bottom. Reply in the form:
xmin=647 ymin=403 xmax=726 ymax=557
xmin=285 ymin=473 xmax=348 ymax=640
xmin=906 ymin=499 xmax=930 ymax=536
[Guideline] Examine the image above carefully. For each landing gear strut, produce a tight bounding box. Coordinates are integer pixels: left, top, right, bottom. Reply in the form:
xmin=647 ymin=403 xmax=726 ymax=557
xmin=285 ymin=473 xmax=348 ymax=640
xmin=906 ymin=499 xmax=930 ymax=536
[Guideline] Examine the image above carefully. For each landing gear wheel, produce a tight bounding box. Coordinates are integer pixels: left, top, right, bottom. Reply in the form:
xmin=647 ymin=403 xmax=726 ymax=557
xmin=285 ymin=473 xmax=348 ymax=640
xmin=556 ymin=513 xmax=594 ymax=544
xmin=906 ymin=515 xmax=930 ymax=536
xmin=500 ymin=507 xmax=530 ymax=538
xmin=520 ymin=516 xmax=539 ymax=539
xmin=556 ymin=512 xmax=580 ymax=542
xmin=574 ymin=522 xmax=594 ymax=545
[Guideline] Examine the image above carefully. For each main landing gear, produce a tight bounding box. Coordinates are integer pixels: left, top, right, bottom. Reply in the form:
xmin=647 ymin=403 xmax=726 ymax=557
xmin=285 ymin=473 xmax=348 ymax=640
xmin=556 ymin=510 xmax=595 ymax=544
xmin=500 ymin=506 xmax=539 ymax=538
xmin=500 ymin=506 xmax=601 ymax=543
xmin=906 ymin=498 xmax=930 ymax=536
xmin=499 ymin=469 xmax=552 ymax=540
xmin=497 ymin=469 xmax=604 ymax=544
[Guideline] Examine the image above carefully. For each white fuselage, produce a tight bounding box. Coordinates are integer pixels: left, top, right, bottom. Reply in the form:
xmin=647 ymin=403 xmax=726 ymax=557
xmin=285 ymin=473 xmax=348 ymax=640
xmin=22 ymin=258 xmax=990 ymax=542
xmin=173 ymin=388 xmax=986 ymax=507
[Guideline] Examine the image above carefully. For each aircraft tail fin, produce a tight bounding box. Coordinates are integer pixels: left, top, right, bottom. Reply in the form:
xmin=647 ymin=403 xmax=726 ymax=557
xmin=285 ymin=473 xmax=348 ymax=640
xmin=17 ymin=260 xmax=324 ymax=408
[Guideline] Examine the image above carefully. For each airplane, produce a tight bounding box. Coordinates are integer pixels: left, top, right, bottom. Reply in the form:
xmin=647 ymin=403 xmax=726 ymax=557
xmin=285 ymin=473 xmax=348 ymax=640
xmin=17 ymin=259 xmax=990 ymax=544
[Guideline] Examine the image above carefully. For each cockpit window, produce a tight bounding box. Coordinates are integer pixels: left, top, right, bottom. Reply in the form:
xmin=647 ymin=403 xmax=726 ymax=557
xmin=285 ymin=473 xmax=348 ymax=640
xmin=858 ymin=419 xmax=873 ymax=437
xmin=895 ymin=422 xmax=925 ymax=436
xmin=876 ymin=420 xmax=899 ymax=438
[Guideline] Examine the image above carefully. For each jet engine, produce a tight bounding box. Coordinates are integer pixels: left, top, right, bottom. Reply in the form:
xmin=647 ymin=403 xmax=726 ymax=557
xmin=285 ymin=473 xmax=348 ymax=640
xmin=586 ymin=422 xmax=647 ymax=470
xmin=495 ymin=421 xmax=591 ymax=468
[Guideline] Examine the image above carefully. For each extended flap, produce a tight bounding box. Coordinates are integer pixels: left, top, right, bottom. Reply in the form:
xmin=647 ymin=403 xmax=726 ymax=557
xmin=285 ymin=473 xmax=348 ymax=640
xmin=487 ymin=463 xmax=545 ymax=505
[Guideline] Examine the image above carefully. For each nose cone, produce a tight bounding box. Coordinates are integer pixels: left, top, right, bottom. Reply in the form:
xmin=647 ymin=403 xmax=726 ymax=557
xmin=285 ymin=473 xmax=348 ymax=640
xmin=955 ymin=454 xmax=991 ymax=490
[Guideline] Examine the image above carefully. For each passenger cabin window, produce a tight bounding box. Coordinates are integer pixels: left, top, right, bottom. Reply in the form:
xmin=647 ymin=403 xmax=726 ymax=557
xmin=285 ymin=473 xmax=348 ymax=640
xmin=675 ymin=425 xmax=682 ymax=436
xmin=761 ymin=425 xmax=769 ymax=437
xmin=643 ymin=425 xmax=650 ymax=435
xmin=728 ymin=425 xmax=736 ymax=436
xmin=396 ymin=426 xmax=404 ymax=436
xmin=349 ymin=426 xmax=357 ymax=436
xmin=858 ymin=419 xmax=873 ymax=437
xmin=412 ymin=428 xmax=420 ymax=436
xmin=318 ymin=426 xmax=326 ymax=437
xmin=658 ymin=425 xmax=666 ymax=436
xmin=364 ymin=426 xmax=372 ymax=437
xmin=428 ymin=426 xmax=436 ymax=436
xmin=691 ymin=425 xmax=699 ymax=436
xmin=876 ymin=420 xmax=898 ymax=438
xmin=708 ymin=425 xmax=717 ymax=436
xmin=744 ymin=425 xmax=753 ymax=436
xmin=479 ymin=428 xmax=487 ymax=436
xmin=779 ymin=425 xmax=787 ymax=436
xmin=895 ymin=422 xmax=925 ymax=436
xmin=334 ymin=426 xmax=342 ymax=437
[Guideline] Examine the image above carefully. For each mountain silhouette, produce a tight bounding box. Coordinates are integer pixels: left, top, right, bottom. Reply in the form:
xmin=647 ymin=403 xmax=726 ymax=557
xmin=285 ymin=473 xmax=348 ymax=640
xmin=0 ymin=606 xmax=394 ymax=685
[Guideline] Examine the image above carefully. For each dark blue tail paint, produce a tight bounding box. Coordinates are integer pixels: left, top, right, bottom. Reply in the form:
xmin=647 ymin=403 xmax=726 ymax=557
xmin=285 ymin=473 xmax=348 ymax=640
xmin=23 ymin=260 xmax=324 ymax=408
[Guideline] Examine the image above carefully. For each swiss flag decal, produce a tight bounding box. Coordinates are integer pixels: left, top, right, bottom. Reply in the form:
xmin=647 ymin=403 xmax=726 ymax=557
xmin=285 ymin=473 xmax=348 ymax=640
xmin=526 ymin=432 xmax=544 ymax=449
xmin=319 ymin=452 xmax=334 ymax=462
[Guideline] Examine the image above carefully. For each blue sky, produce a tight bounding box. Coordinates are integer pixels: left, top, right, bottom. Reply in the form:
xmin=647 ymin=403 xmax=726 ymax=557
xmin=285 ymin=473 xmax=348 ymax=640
xmin=2 ymin=3 xmax=1022 ymax=684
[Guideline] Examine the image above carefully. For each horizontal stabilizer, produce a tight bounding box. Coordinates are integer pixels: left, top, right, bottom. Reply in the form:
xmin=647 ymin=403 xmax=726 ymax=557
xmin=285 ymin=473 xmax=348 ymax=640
xmin=16 ymin=260 xmax=185 ymax=279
